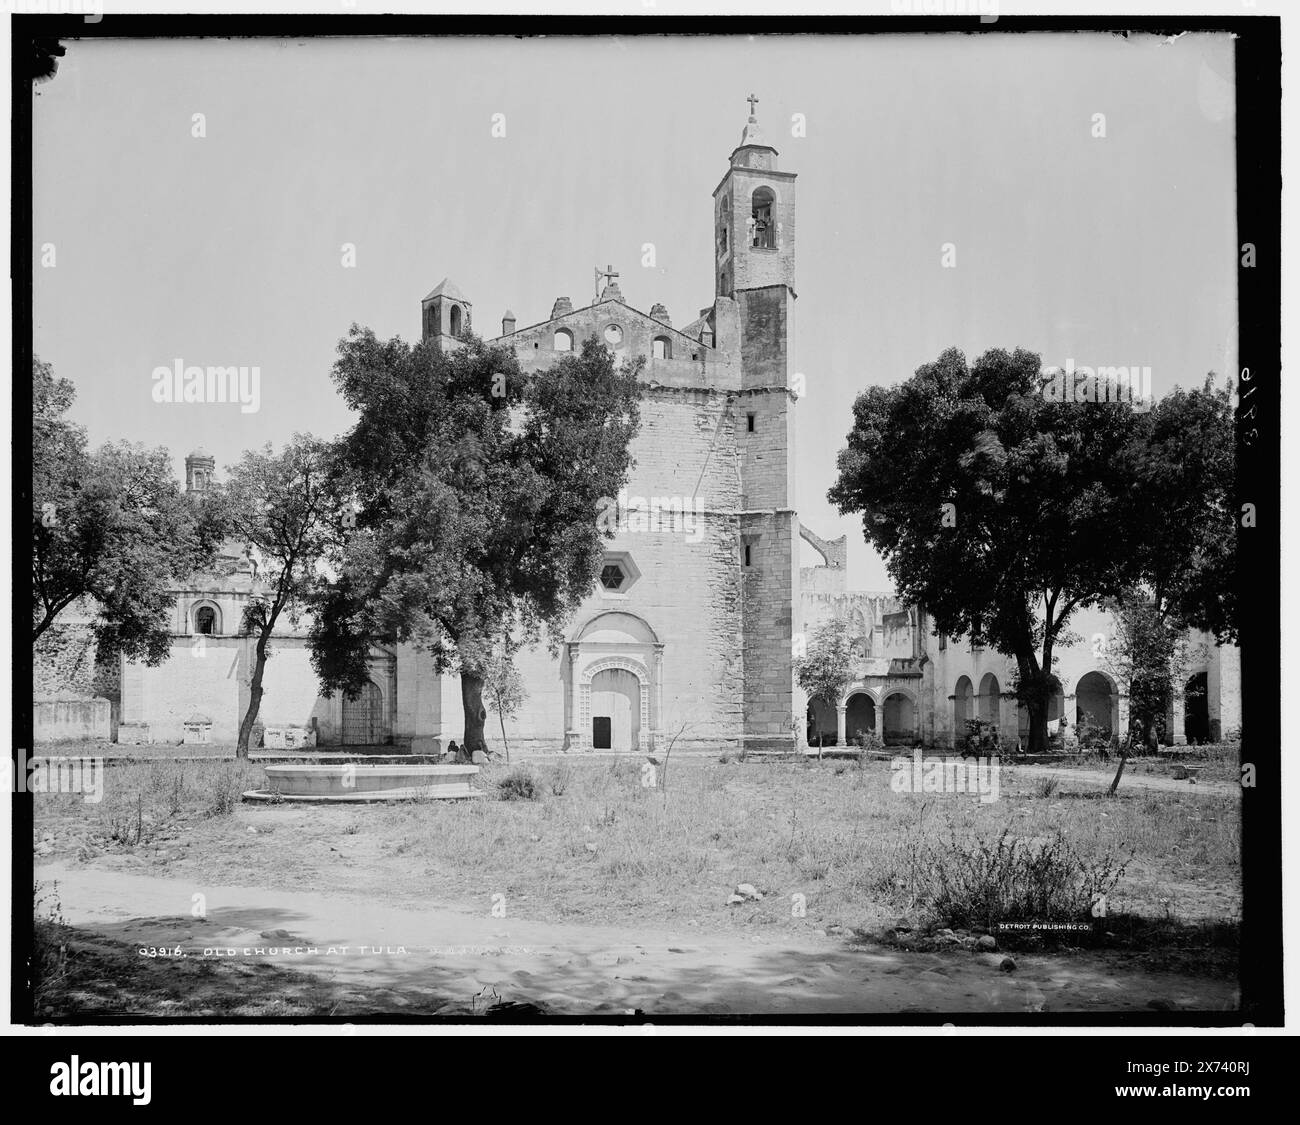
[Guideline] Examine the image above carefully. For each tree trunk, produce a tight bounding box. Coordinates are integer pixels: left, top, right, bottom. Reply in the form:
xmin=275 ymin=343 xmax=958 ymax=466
xmin=461 ymin=673 xmax=489 ymax=760
xmin=1024 ymin=697 xmax=1049 ymax=755
xmin=236 ymin=631 xmax=271 ymax=759
xmin=1107 ymin=731 xmax=1134 ymax=796
xmin=498 ymin=709 xmax=510 ymax=764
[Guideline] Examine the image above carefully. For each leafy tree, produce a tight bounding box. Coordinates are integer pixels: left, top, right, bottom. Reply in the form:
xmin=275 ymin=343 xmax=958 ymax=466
xmin=218 ymin=436 xmax=340 ymax=758
xmin=795 ymin=618 xmax=854 ymax=750
xmin=32 ymin=358 xmax=218 ymax=660
xmin=1101 ymin=590 xmax=1190 ymax=793
xmin=830 ymin=350 xmax=1235 ymax=757
xmin=310 ymin=329 xmax=641 ymax=758
xmin=482 ymin=642 xmax=527 ymax=763
xmin=1120 ymin=377 xmax=1236 ymax=643
xmin=830 ymin=347 xmax=1146 ymax=754
xmin=1096 ymin=378 xmax=1233 ymax=790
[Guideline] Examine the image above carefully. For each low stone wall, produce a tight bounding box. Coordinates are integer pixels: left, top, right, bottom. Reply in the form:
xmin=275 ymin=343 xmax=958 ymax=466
xmin=34 ymin=698 xmax=111 ymax=743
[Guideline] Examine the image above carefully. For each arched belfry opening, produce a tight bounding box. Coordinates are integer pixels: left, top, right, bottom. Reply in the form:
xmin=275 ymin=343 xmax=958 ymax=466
xmin=751 ymin=186 xmax=776 ymax=248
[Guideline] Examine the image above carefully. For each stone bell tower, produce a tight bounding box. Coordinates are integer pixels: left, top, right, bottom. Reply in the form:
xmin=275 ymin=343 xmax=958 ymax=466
xmin=715 ymin=96 xmax=802 ymax=753
xmin=712 ymin=93 xmax=797 ymax=302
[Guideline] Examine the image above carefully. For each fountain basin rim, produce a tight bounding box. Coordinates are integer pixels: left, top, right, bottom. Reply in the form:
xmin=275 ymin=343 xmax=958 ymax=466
xmin=262 ymin=763 xmax=479 ymax=777
xmin=243 ymin=786 xmax=482 ymax=803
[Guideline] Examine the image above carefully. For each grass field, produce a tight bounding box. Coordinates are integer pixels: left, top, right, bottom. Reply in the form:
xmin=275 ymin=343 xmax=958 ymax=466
xmin=33 ymin=749 xmax=1240 ymax=944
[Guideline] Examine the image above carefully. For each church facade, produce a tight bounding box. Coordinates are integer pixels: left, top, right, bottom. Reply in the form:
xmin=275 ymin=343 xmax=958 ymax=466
xmin=409 ymin=103 xmax=803 ymax=754
xmin=62 ymin=104 xmax=1237 ymax=753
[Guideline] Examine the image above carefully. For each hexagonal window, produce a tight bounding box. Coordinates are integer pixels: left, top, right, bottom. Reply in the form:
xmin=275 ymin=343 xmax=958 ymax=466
xmin=596 ymin=551 xmax=641 ymax=597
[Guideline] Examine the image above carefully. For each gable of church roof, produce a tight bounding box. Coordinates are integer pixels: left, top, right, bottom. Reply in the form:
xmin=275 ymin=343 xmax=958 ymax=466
xmin=496 ymin=300 xmax=714 ymax=351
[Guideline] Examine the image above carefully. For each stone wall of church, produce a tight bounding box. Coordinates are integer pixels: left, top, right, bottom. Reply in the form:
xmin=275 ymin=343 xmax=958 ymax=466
xmin=469 ymin=386 xmax=750 ymax=751
xmin=120 ymin=633 xmax=387 ymax=745
xmin=34 ymin=621 xmax=99 ymax=700
xmin=740 ymin=510 xmax=798 ymax=749
xmin=34 ymin=603 xmax=115 ymax=742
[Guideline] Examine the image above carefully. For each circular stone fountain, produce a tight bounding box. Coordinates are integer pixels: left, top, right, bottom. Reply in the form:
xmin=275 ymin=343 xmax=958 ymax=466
xmin=243 ymin=763 xmax=482 ymax=803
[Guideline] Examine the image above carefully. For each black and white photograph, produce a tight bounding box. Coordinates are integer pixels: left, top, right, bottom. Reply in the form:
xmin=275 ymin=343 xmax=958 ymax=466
xmin=9 ymin=3 xmax=1288 ymax=1073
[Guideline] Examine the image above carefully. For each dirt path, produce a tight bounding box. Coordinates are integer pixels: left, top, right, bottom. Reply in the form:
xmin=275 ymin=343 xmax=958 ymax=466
xmin=37 ymin=861 xmax=1237 ymax=1017
xmin=1004 ymin=764 xmax=1238 ymax=796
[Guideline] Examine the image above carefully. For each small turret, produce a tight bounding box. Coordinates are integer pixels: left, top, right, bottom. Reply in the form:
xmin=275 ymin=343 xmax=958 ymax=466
xmin=421 ymin=277 xmax=473 ymax=350
xmin=186 ymin=447 xmax=215 ymax=494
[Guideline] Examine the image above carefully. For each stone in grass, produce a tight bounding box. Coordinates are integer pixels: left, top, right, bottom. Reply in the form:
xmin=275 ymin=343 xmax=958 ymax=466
xmin=976 ymin=934 xmax=998 ymax=952
xmin=726 ymin=893 xmax=746 ymax=906
xmin=735 ymin=883 xmax=764 ymax=901
xmin=999 ymin=956 xmax=1017 ymax=972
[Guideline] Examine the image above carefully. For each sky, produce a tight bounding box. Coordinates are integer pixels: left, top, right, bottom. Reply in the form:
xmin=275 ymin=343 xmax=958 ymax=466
xmin=32 ymin=32 xmax=1237 ymax=590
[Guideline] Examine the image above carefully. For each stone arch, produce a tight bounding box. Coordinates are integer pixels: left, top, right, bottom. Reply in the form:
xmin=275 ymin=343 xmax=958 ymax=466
xmin=882 ymin=690 xmax=916 ymax=746
xmin=342 ymin=679 xmax=389 ymax=745
xmin=953 ymin=674 xmax=974 ymax=741
xmin=846 ymin=692 xmax=876 ymax=744
xmin=807 ymin=696 xmax=837 ymax=746
xmin=191 ymin=599 xmax=222 ymax=635
xmin=580 ymin=657 xmax=651 ymax=753
xmin=553 ymin=327 xmax=574 ymax=351
xmin=449 ymin=304 xmax=463 ymax=337
xmin=653 ymin=335 xmax=673 ymax=360
xmin=1075 ymin=670 xmax=1119 ymax=738
xmin=977 ymin=672 xmax=1001 ymax=725
xmin=568 ymin=611 xmax=661 ymax=752
xmin=750 ymin=186 xmax=777 ymax=248
xmin=1017 ymin=681 xmax=1064 ymax=739
xmin=572 ymin=610 xmax=660 ymax=646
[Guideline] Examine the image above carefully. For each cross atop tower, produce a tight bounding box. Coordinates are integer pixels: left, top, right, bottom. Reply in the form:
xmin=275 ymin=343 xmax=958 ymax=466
xmin=595 ymin=263 xmax=623 ymax=303
xmin=746 ymin=93 xmax=759 ymax=118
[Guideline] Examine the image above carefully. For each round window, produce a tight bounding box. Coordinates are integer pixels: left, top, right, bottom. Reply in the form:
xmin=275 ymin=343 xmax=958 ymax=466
xmin=603 ymin=324 xmax=623 ymax=347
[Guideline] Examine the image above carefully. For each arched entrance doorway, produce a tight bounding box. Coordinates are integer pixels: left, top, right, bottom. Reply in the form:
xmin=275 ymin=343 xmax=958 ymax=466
xmin=1184 ymin=671 xmax=1209 ymax=743
xmin=846 ymin=693 xmax=876 ymax=744
xmin=1075 ymin=671 xmax=1116 ymax=739
xmin=883 ymin=692 xmax=915 ymax=745
xmin=807 ymin=697 xmax=837 ymax=746
xmin=570 ymin=612 xmax=660 ymax=752
xmin=591 ymin=667 xmax=641 ymax=751
xmin=342 ymin=680 xmax=388 ymax=745
xmin=953 ymin=675 xmax=974 ymax=744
